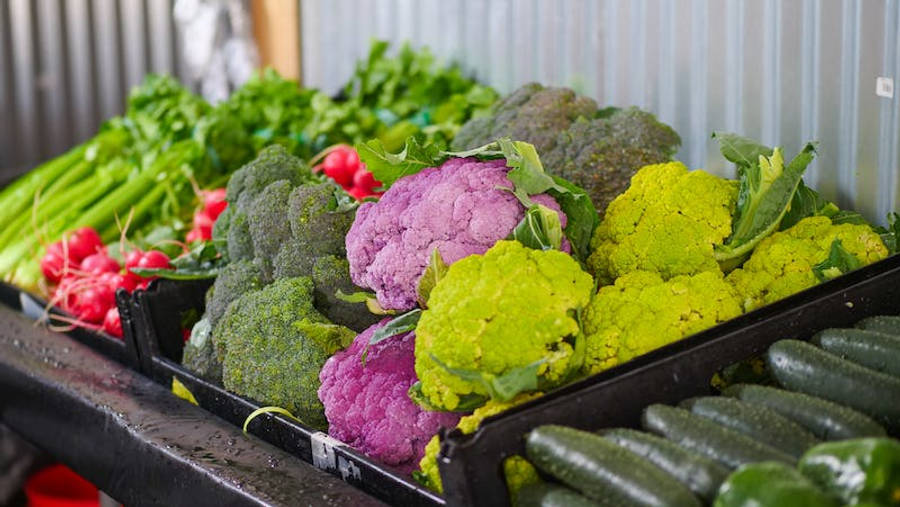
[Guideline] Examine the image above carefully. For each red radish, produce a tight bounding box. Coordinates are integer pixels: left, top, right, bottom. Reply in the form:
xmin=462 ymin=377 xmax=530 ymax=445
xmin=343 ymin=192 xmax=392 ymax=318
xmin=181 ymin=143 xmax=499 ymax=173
xmin=344 ymin=149 xmax=361 ymax=171
xmin=193 ymin=209 xmax=215 ymax=230
xmin=80 ymin=253 xmax=120 ymax=275
xmin=135 ymin=279 xmax=150 ymax=291
xmin=322 ymin=150 xmax=355 ymax=186
xmin=136 ymin=250 xmax=171 ymax=270
xmin=201 ymin=188 xmax=228 ymax=218
xmin=347 ymin=186 xmax=370 ymax=201
xmin=40 ymin=251 xmax=67 ymax=283
xmin=103 ymin=307 xmax=123 ymax=338
xmin=182 ymin=328 xmax=191 ymax=342
xmin=54 ymin=276 xmax=82 ymax=311
xmin=124 ymin=250 xmax=144 ymax=270
xmin=97 ymin=271 xmax=137 ymax=293
xmin=64 ymin=227 xmax=103 ymax=261
xmin=73 ymin=285 xmax=114 ymax=323
xmin=353 ymin=167 xmax=381 ymax=192
xmin=185 ymin=227 xmax=205 ymax=243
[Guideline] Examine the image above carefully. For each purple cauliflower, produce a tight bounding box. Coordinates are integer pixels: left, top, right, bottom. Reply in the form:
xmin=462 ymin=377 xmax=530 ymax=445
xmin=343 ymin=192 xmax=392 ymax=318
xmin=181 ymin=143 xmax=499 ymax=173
xmin=346 ymin=157 xmax=568 ymax=310
xmin=318 ymin=319 xmax=462 ymax=474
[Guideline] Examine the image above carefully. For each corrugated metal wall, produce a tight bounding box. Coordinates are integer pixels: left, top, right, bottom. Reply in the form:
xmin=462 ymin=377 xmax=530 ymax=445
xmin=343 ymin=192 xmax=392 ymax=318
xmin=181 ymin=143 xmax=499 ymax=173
xmin=0 ymin=0 xmax=191 ymax=180
xmin=302 ymin=0 xmax=900 ymax=224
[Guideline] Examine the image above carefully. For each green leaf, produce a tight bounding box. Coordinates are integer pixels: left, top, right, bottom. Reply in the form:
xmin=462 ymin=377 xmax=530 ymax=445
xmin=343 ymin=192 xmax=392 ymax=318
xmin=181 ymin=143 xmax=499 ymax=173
xmin=780 ymin=180 xmax=840 ymax=230
xmin=508 ymin=205 xmax=561 ymax=251
xmin=715 ymin=140 xmax=817 ymax=267
xmin=499 ymin=139 xmax=566 ymax=196
xmin=416 ymin=248 xmax=449 ymax=308
xmin=813 ymin=239 xmax=863 ymax=282
xmin=548 ymin=176 xmax=600 ymax=262
xmin=882 ymin=212 xmax=900 ymax=254
xmin=429 ymin=353 xmax=545 ymax=403
xmin=355 ymin=136 xmax=444 ymax=188
xmin=130 ymin=241 xmax=226 ymax=280
xmin=362 ymin=309 xmax=422 ymax=364
xmin=712 ymin=132 xmax=774 ymax=168
xmin=335 ymin=289 xmax=377 ymax=303
xmin=407 ymin=381 xmax=487 ymax=412
xmin=830 ymin=210 xmax=871 ymax=226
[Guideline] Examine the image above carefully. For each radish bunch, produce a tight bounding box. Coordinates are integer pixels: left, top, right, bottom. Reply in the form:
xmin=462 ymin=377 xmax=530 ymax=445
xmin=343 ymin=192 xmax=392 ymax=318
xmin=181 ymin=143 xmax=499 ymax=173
xmin=40 ymin=226 xmax=171 ymax=338
xmin=315 ymin=146 xmax=383 ymax=200
xmin=185 ymin=188 xmax=228 ymax=243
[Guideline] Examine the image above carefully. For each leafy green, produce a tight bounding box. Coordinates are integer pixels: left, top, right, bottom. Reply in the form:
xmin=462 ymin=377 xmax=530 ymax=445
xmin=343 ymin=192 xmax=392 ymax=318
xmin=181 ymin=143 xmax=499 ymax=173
xmin=547 ymin=176 xmax=599 ymax=262
xmin=356 ymin=137 xmax=443 ymax=187
xmin=813 ymin=239 xmax=863 ymax=282
xmin=429 ymin=353 xmax=546 ymax=403
xmin=781 ymin=180 xmax=840 ymax=230
xmin=131 ymin=242 xmax=226 ymax=280
xmin=416 ymin=248 xmax=449 ymax=308
xmin=712 ymin=132 xmax=817 ymax=268
xmin=508 ymin=205 xmax=563 ymax=251
xmin=335 ymin=289 xmax=377 ymax=303
xmin=363 ymin=309 xmax=422 ymax=363
xmin=407 ymin=381 xmax=487 ymax=413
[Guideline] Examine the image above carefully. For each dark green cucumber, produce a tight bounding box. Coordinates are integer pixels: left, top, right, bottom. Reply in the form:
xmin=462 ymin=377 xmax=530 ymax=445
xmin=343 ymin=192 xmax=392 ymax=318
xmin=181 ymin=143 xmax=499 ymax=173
xmin=766 ymin=339 xmax=900 ymax=433
xmin=680 ymin=396 xmax=819 ymax=458
xmin=722 ymin=384 xmax=886 ymax=440
xmin=799 ymin=438 xmax=900 ymax=505
xmin=525 ymin=425 xmax=701 ymax=506
xmin=517 ymin=483 xmax=601 ymax=507
xmin=811 ymin=328 xmax=900 ymax=378
xmin=856 ymin=315 xmax=900 ymax=336
xmin=601 ymin=428 xmax=730 ymax=503
xmin=641 ymin=404 xmax=795 ymax=469
xmin=713 ymin=461 xmax=839 ymax=507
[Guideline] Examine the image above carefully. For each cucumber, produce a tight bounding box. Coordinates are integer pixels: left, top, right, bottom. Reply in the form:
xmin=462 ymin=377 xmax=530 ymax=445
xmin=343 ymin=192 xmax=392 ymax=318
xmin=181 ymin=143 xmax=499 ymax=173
xmin=601 ymin=428 xmax=730 ymax=503
xmin=722 ymin=384 xmax=886 ymax=440
xmin=713 ymin=461 xmax=839 ymax=507
xmin=517 ymin=483 xmax=601 ymax=507
xmin=766 ymin=339 xmax=900 ymax=433
xmin=811 ymin=328 xmax=900 ymax=378
xmin=641 ymin=404 xmax=795 ymax=469
xmin=525 ymin=425 xmax=701 ymax=507
xmin=799 ymin=438 xmax=900 ymax=506
xmin=856 ymin=315 xmax=900 ymax=336
xmin=680 ymin=396 xmax=819 ymax=458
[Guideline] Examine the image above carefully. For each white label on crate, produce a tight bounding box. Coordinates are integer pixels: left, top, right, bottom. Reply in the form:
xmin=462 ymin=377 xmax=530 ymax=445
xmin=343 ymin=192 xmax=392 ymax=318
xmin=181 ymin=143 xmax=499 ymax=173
xmin=311 ymin=431 xmax=338 ymax=471
xmin=19 ymin=292 xmax=46 ymax=322
xmin=338 ymin=455 xmax=362 ymax=481
xmin=876 ymin=77 xmax=894 ymax=98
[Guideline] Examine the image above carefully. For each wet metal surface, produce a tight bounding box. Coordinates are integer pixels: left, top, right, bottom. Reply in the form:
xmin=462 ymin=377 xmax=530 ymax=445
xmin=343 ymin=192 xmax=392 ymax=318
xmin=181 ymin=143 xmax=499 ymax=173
xmin=0 ymin=304 xmax=385 ymax=507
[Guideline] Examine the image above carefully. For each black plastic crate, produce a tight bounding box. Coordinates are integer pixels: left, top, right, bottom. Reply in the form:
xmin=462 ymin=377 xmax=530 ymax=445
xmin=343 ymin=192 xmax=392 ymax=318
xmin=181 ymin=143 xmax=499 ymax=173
xmin=0 ymin=281 xmax=141 ymax=369
xmin=128 ymin=278 xmax=444 ymax=507
xmin=436 ymin=254 xmax=900 ymax=506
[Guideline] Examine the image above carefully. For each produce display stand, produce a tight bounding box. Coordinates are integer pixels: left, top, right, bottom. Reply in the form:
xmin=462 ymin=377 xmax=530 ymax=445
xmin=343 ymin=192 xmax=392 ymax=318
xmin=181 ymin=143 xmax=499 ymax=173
xmin=0 ymin=296 xmax=386 ymax=507
xmin=128 ymin=280 xmax=446 ymax=507
xmin=437 ymin=254 xmax=900 ymax=506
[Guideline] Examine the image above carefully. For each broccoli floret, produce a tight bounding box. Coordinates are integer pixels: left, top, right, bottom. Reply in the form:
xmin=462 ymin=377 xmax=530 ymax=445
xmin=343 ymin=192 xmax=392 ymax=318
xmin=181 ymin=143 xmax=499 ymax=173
xmin=288 ymin=182 xmax=355 ymax=257
xmin=181 ymin=317 xmax=221 ymax=383
xmin=452 ymin=83 xmax=680 ymax=214
xmin=211 ymin=204 xmax=232 ymax=252
xmin=581 ymin=270 xmax=743 ymax=375
xmin=727 ymin=216 xmax=889 ymax=312
xmin=225 ymin=144 xmax=313 ymax=212
xmin=204 ymin=259 xmax=265 ymax=328
xmin=247 ymin=180 xmax=295 ymax=279
xmin=226 ymin=211 xmax=254 ymax=262
xmin=587 ymin=162 xmax=738 ymax=283
xmin=214 ymin=276 xmax=355 ymax=429
xmin=414 ymin=241 xmax=593 ymax=411
xmin=416 ymin=393 xmax=543 ymax=493
xmin=310 ymin=255 xmax=382 ymax=332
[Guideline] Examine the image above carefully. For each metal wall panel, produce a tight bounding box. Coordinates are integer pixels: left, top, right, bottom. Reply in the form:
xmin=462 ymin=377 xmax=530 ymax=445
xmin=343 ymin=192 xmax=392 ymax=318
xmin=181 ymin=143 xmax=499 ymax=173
xmin=0 ymin=0 xmax=191 ymax=179
xmin=301 ymin=0 xmax=900 ymax=224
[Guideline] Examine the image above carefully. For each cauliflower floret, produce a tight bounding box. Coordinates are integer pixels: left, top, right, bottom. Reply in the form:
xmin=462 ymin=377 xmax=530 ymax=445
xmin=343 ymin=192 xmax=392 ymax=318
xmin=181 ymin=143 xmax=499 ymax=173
xmin=414 ymin=241 xmax=592 ymax=411
xmin=415 ymin=393 xmax=543 ymax=493
xmin=346 ymin=157 xmax=568 ymax=311
xmin=317 ymin=320 xmax=461 ymax=474
xmin=582 ymin=270 xmax=743 ymax=375
xmin=727 ymin=216 xmax=888 ymax=312
xmin=587 ymin=161 xmax=738 ymax=283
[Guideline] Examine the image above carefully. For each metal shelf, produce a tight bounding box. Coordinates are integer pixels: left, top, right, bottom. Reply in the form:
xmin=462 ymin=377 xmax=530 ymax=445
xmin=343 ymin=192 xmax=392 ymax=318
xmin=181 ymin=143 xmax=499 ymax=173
xmin=0 ymin=303 xmax=385 ymax=507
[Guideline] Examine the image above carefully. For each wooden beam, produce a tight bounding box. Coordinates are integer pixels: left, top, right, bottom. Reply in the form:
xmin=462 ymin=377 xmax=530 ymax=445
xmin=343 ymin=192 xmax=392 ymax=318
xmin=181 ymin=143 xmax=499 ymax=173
xmin=251 ymin=0 xmax=301 ymax=81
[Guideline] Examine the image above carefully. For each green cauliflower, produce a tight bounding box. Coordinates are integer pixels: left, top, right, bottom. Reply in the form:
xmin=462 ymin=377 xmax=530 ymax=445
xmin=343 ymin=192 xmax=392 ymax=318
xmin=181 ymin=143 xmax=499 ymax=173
xmin=413 ymin=241 xmax=593 ymax=412
xmin=214 ymin=276 xmax=355 ymax=429
xmin=587 ymin=161 xmax=739 ymax=284
xmin=451 ymin=82 xmax=681 ymax=214
xmin=727 ymin=216 xmax=889 ymax=312
xmin=581 ymin=270 xmax=743 ymax=375
xmin=416 ymin=393 xmax=543 ymax=494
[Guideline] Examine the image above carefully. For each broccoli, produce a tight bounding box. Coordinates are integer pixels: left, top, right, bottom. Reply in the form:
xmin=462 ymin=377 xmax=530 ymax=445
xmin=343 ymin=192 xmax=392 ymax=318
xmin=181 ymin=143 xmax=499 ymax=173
xmin=288 ymin=182 xmax=355 ymax=255
xmin=451 ymin=83 xmax=681 ymax=214
xmin=247 ymin=179 xmax=295 ymax=279
xmin=413 ymin=241 xmax=593 ymax=412
xmin=317 ymin=319 xmax=461 ymax=474
xmin=346 ymin=157 xmax=568 ymax=311
xmin=727 ymin=216 xmax=889 ymax=312
xmin=203 ymin=259 xmax=265 ymax=328
xmin=415 ymin=393 xmax=543 ymax=493
xmin=587 ymin=161 xmax=738 ymax=283
xmin=224 ymin=144 xmax=313 ymax=211
xmin=225 ymin=211 xmax=254 ymax=262
xmin=214 ymin=276 xmax=355 ymax=429
xmin=309 ymin=255 xmax=382 ymax=332
xmin=181 ymin=317 xmax=220 ymax=383
xmin=581 ymin=270 xmax=743 ymax=375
